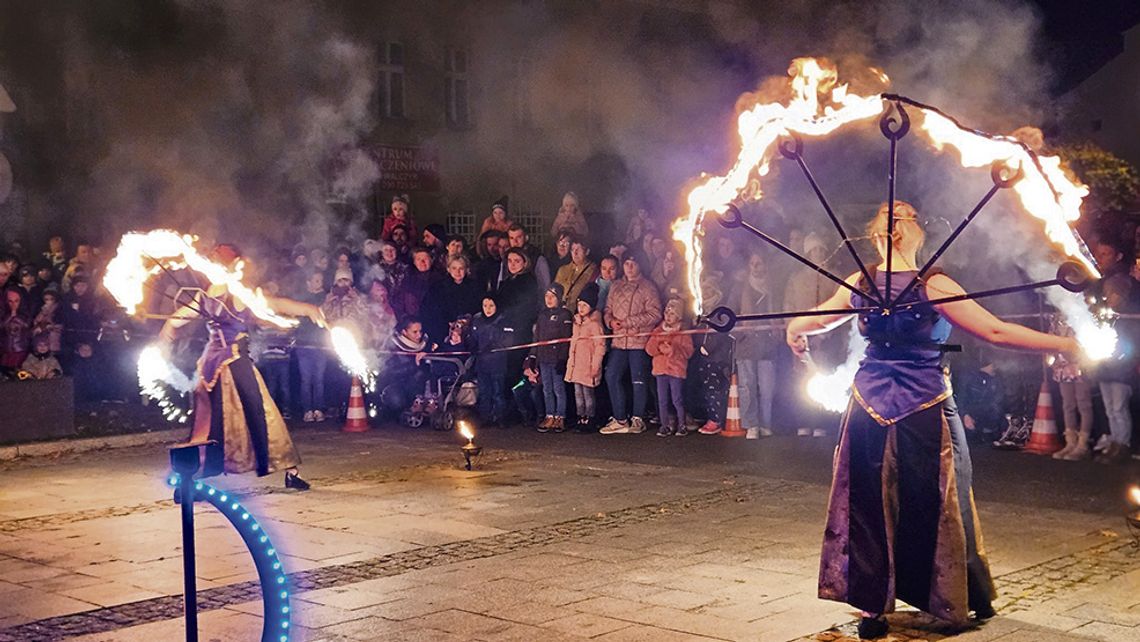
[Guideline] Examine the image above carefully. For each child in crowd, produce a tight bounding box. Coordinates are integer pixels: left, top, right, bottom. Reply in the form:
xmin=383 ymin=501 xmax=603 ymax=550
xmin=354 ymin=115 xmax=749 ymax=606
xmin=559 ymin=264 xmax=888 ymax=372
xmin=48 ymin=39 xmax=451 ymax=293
xmin=690 ymin=279 xmax=734 ymax=434
xmin=32 ymin=290 xmax=63 ymax=354
xmin=480 ymin=197 xmax=512 ymax=235
xmin=534 ymin=283 xmax=573 ymax=432
xmin=565 ymin=283 xmax=606 ymax=432
xmin=19 ymin=334 xmax=62 ymax=380
xmin=645 ymin=297 xmax=694 ymax=436
xmin=381 ymin=194 xmax=417 ymax=242
xmin=469 ymin=296 xmax=513 ymax=428
xmin=515 ymin=354 xmax=545 ymax=426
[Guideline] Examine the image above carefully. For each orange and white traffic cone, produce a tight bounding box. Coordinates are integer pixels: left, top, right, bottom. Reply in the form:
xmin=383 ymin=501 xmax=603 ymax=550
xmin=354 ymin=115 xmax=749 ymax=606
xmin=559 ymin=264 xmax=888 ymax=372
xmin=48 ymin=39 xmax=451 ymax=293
xmin=1023 ymin=380 xmax=1062 ymax=454
xmin=721 ymin=372 xmax=746 ymax=437
xmin=342 ymin=376 xmax=369 ymax=433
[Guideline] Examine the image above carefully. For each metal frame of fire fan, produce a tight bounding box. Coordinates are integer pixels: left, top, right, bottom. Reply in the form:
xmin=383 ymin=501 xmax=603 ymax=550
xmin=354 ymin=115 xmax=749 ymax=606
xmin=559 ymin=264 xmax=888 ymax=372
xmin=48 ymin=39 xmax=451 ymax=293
xmin=700 ymin=95 xmax=1095 ymax=334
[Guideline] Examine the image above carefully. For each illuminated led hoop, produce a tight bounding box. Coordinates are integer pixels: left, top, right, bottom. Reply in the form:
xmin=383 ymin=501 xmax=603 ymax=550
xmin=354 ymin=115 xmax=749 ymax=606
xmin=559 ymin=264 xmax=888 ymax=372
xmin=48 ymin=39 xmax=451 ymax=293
xmin=168 ymin=475 xmax=291 ymax=642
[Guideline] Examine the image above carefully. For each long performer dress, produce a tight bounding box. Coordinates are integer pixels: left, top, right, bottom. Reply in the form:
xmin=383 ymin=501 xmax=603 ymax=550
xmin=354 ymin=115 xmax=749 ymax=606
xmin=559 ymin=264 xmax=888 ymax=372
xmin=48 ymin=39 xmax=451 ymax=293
xmin=818 ymin=269 xmax=994 ymax=625
xmin=189 ymin=294 xmax=301 ymax=478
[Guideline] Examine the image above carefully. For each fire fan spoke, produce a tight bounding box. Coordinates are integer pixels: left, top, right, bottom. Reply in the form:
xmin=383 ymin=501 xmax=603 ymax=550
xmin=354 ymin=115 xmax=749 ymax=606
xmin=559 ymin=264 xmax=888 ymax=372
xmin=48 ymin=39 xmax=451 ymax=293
xmin=893 ymin=160 xmax=1026 ymax=306
xmin=779 ymin=134 xmax=884 ymax=305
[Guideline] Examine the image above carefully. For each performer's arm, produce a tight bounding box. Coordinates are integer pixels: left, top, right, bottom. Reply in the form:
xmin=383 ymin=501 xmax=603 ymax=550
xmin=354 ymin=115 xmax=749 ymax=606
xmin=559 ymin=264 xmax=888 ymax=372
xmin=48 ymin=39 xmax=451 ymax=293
xmin=159 ymin=292 xmax=202 ymax=342
xmin=266 ymin=295 xmax=327 ymax=328
xmin=785 ymin=273 xmax=859 ymax=356
xmin=927 ymin=274 xmax=1078 ymax=354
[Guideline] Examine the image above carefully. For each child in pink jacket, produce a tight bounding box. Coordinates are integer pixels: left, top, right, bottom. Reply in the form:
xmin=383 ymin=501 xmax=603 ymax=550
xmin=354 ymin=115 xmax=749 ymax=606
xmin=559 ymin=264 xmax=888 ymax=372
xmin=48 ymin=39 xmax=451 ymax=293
xmin=564 ymin=283 xmax=607 ymax=432
xmin=645 ymin=297 xmax=695 ymax=436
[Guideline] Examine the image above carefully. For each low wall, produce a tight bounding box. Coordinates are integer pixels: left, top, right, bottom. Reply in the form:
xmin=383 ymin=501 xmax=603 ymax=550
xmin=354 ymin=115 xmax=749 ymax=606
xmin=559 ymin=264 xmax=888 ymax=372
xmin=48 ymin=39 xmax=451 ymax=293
xmin=0 ymin=377 xmax=75 ymax=444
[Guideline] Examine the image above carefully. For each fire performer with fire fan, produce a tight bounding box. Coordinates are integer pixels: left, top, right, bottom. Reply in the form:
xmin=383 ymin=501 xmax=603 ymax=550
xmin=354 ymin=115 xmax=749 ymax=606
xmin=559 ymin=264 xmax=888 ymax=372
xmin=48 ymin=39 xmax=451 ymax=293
xmin=157 ymin=244 xmax=325 ymax=490
xmin=785 ymin=202 xmax=1080 ymax=637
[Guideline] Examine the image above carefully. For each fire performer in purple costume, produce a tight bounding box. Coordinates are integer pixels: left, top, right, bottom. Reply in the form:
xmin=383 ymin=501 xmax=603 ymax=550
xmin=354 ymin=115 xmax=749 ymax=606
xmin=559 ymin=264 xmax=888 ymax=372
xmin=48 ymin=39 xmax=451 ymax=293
xmin=160 ymin=244 xmax=325 ymax=490
xmin=786 ymin=202 xmax=1079 ymax=638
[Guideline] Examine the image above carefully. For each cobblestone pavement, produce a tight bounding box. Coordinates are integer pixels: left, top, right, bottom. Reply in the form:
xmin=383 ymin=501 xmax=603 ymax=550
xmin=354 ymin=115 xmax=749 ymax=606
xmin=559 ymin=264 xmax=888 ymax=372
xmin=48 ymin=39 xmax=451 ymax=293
xmin=1 ymin=426 xmax=1138 ymax=641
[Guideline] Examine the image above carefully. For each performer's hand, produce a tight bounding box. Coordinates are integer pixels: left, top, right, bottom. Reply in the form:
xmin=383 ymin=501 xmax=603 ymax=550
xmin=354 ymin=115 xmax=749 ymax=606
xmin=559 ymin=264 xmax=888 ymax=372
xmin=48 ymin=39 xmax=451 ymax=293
xmin=1063 ymin=336 xmax=1082 ymax=358
xmin=787 ymin=332 xmax=809 ymax=358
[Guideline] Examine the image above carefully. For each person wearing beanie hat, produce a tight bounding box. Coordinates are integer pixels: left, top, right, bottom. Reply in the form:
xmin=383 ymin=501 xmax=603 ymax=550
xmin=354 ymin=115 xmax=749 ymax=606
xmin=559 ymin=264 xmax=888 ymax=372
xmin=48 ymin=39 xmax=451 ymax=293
xmin=565 ymin=281 xmax=607 ymax=431
xmin=19 ymin=331 xmax=62 ymax=380
xmin=550 ymin=190 xmax=589 ymax=241
xmin=646 ymin=296 xmax=694 ymax=436
xmin=481 ymin=196 xmax=513 ymax=235
xmin=533 ymin=282 xmax=574 ymax=431
xmin=381 ymin=193 xmax=418 ymax=242
xmin=600 ymin=251 xmax=662 ymax=434
xmin=16 ymin=264 xmax=43 ymax=317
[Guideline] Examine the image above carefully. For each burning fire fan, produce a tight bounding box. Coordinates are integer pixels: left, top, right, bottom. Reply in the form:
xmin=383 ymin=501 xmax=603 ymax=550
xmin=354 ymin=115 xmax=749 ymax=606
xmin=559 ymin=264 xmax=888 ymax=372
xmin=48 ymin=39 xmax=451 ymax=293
xmin=672 ymin=58 xmax=1115 ymax=637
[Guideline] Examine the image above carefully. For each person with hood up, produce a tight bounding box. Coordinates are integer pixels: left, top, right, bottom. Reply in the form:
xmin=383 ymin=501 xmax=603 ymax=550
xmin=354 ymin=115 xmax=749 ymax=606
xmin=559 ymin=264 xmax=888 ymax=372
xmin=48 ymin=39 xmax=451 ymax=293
xmin=468 ymin=295 xmax=514 ymax=428
xmin=533 ymin=283 xmax=574 ymax=432
xmin=565 ymin=283 xmax=607 ymax=432
xmin=645 ymin=297 xmax=695 ymax=437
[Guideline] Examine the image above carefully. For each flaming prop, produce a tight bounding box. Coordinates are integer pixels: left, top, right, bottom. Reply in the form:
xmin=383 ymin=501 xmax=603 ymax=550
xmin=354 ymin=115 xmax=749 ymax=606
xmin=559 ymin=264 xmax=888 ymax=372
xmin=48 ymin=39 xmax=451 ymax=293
xmin=137 ymin=345 xmax=195 ymax=423
xmin=675 ymin=57 xmax=1113 ymax=388
xmin=104 ymin=230 xmax=297 ymax=328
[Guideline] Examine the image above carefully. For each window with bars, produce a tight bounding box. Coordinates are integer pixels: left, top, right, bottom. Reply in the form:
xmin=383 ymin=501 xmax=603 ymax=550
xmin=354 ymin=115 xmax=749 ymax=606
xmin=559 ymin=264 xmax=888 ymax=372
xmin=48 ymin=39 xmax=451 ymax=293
xmin=378 ymin=42 xmax=406 ymax=119
xmin=446 ymin=210 xmax=476 ymax=243
xmin=444 ymin=48 xmax=471 ymax=128
xmin=512 ymin=207 xmax=547 ymax=252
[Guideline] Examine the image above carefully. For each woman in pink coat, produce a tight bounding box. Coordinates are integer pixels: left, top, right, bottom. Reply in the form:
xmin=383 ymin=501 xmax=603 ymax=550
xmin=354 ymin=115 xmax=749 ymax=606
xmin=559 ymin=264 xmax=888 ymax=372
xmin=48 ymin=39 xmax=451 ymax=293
xmin=564 ymin=283 xmax=606 ymax=432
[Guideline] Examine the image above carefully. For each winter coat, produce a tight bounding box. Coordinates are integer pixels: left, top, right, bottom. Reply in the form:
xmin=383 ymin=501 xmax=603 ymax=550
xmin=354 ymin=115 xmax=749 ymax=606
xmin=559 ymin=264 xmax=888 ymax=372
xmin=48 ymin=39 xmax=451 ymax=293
xmin=468 ymin=312 xmax=514 ymax=375
xmin=32 ymin=302 xmax=63 ymax=354
xmin=394 ymin=269 xmax=442 ymax=322
xmin=421 ymin=277 xmax=484 ymax=346
xmin=604 ymin=276 xmax=662 ymax=350
xmin=1 ymin=313 xmax=31 ymax=368
xmin=473 ymin=258 xmax=501 ymax=294
xmin=294 ymin=290 xmax=328 ymax=349
xmin=379 ymin=331 xmax=429 ymax=388
xmin=322 ymin=287 xmax=369 ymax=330
xmin=565 ymin=311 xmax=607 ymax=387
xmin=495 ymin=271 xmax=540 ymax=341
xmin=20 ymin=352 xmax=61 ymax=380
xmin=378 ymin=260 xmax=409 ymax=297
xmin=381 ymin=216 xmax=417 ymax=243
xmin=645 ymin=323 xmax=695 ymax=379
xmin=533 ymin=305 xmax=573 ymax=364
xmin=732 ymin=280 xmax=780 ymax=361
xmin=554 ymin=261 xmax=598 ymax=310
xmin=550 ymin=208 xmax=589 ymax=241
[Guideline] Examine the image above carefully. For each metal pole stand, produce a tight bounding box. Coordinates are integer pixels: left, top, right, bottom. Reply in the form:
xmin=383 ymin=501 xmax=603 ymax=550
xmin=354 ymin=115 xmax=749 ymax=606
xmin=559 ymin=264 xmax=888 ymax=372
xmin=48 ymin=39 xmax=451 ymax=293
xmin=169 ymin=442 xmax=212 ymax=642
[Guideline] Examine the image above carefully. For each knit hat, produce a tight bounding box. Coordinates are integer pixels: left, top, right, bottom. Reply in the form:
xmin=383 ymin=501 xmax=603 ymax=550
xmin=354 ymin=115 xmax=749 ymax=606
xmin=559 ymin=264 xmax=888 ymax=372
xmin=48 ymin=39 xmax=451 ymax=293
xmin=334 ymin=267 xmax=353 ymax=283
xmin=803 ymin=232 xmax=826 ymax=256
xmin=577 ymin=282 xmax=599 ymax=311
xmin=362 ymin=239 xmax=381 ymax=259
xmin=546 ymin=282 xmax=565 ymax=302
xmin=622 ymin=251 xmax=648 ymax=270
xmin=392 ymin=194 xmax=409 ymax=206
xmin=492 ymin=195 xmax=509 ymax=213
xmin=18 ymin=265 xmax=34 ymax=278
xmin=424 ymin=224 xmax=447 ymax=243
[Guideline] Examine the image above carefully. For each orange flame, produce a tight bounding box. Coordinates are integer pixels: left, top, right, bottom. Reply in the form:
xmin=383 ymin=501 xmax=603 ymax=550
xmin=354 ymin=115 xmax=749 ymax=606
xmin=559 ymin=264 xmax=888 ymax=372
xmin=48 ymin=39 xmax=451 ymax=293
xmin=104 ymin=230 xmax=297 ymax=328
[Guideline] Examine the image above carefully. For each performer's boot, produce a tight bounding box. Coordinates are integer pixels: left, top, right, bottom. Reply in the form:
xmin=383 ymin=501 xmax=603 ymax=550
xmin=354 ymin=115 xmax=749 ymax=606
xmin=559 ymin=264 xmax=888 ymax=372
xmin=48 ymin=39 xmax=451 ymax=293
xmin=1052 ymin=429 xmax=1079 ymax=459
xmin=1060 ymin=432 xmax=1091 ymax=460
xmin=857 ymin=614 xmax=888 ymax=639
xmin=285 ymin=471 xmax=311 ymax=491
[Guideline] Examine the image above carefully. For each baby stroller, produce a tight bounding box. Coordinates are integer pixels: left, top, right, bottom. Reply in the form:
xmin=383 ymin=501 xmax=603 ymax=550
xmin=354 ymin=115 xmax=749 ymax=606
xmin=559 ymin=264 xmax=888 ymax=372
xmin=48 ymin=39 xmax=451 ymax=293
xmin=398 ymin=354 xmax=476 ymax=430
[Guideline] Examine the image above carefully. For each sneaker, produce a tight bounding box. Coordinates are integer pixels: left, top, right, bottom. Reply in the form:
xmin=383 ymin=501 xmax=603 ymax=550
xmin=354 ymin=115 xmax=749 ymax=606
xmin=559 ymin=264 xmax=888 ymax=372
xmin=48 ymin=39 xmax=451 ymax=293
xmin=698 ymin=420 xmax=722 ymax=435
xmin=574 ymin=417 xmax=594 ymax=433
xmin=759 ymin=427 xmax=774 ymax=437
xmin=600 ymin=418 xmax=631 ymax=434
xmin=312 ymin=410 xmax=326 ymax=423
xmin=537 ymin=416 xmax=553 ymax=433
xmin=796 ymin=427 xmax=811 ymax=437
xmin=812 ymin=429 xmax=827 ymax=438
xmin=1093 ymin=434 xmax=1111 ymax=453
xmin=745 ymin=427 xmax=760 ymax=440
xmin=674 ymin=425 xmax=689 ymax=437
xmin=629 ymin=417 xmax=647 ymax=434
xmin=303 ymin=411 xmax=315 ymax=423
xmin=552 ymin=417 xmax=565 ymax=433
xmin=656 ymin=424 xmax=673 ymax=437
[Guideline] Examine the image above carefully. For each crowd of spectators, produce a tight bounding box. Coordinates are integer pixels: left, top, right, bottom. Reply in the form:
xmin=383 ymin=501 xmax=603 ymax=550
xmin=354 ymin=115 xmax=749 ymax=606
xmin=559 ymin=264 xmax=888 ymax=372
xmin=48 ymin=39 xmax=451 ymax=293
xmin=3 ymin=196 xmax=1140 ymax=463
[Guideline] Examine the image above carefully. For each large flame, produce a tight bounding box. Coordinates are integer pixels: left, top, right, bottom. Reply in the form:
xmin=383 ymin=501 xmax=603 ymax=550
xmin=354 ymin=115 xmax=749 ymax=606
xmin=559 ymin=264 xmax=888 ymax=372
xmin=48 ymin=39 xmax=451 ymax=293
xmin=104 ymin=230 xmax=297 ymax=328
xmin=804 ymin=321 xmax=865 ymax=413
xmin=675 ymin=58 xmax=1099 ymax=319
